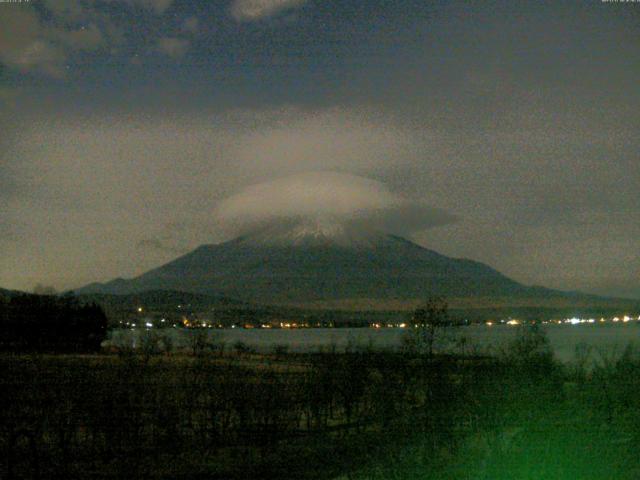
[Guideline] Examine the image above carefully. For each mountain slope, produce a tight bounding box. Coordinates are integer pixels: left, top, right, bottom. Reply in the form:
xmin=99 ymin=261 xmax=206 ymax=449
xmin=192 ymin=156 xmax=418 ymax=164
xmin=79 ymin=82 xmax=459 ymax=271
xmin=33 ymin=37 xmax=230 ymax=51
xmin=76 ymin=221 xmax=564 ymax=304
xmin=76 ymin=289 xmax=246 ymax=309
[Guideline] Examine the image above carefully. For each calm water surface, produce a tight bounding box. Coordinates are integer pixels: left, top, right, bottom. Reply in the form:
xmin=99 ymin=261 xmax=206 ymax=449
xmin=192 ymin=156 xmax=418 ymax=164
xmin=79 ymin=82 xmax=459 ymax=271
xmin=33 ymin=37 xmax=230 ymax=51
xmin=106 ymin=323 xmax=640 ymax=363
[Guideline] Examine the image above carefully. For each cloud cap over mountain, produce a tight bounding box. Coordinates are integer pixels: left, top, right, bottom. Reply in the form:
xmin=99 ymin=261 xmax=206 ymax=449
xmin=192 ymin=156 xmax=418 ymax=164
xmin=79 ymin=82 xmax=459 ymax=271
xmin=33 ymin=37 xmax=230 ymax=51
xmin=214 ymin=171 xmax=457 ymax=237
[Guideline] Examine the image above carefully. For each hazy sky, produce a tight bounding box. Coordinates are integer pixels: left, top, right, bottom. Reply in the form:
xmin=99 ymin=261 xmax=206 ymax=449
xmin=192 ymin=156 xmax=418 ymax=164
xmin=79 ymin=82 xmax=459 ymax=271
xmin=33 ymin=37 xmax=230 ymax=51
xmin=1 ymin=0 xmax=638 ymax=298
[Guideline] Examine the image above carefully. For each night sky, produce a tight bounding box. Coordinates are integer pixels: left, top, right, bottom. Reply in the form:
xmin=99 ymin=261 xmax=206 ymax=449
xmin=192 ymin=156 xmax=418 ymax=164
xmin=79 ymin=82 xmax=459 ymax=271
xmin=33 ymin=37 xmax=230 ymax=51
xmin=1 ymin=0 xmax=638 ymax=298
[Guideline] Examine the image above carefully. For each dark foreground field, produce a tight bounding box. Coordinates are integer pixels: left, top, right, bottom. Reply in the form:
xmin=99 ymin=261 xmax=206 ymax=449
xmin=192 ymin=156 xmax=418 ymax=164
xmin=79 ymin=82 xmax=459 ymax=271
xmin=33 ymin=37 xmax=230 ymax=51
xmin=2 ymin=329 xmax=640 ymax=479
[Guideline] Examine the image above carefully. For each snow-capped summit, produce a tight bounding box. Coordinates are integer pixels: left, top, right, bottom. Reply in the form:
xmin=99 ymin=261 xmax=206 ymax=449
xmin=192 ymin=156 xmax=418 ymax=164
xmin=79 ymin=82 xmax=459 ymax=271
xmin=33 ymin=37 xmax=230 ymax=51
xmin=235 ymin=216 xmax=388 ymax=248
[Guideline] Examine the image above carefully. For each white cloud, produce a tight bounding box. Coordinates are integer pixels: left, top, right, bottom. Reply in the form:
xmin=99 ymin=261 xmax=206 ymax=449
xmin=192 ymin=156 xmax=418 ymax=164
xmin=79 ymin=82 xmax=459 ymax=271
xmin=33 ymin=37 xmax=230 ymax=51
xmin=56 ymin=24 xmax=104 ymax=51
xmin=42 ymin=0 xmax=86 ymax=21
xmin=0 ymin=6 xmax=107 ymax=78
xmin=0 ymin=1 xmax=179 ymax=78
xmin=214 ymin=171 xmax=456 ymax=236
xmin=229 ymin=0 xmax=306 ymax=22
xmin=228 ymin=107 xmax=420 ymax=176
xmin=156 ymin=37 xmax=189 ymax=58
xmin=181 ymin=16 xmax=199 ymax=33
xmin=12 ymin=40 xmax=67 ymax=79
xmin=109 ymin=0 xmax=173 ymax=14
xmin=0 ymin=7 xmax=63 ymax=78
xmin=143 ymin=0 xmax=173 ymax=14
xmin=216 ymin=172 xmax=399 ymax=223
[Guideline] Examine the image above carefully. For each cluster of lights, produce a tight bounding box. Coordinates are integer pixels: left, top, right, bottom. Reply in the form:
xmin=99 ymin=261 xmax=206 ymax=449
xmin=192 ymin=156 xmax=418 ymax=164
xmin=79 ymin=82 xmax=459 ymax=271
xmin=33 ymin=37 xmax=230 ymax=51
xmin=565 ymin=318 xmax=595 ymax=325
xmin=181 ymin=318 xmax=223 ymax=329
xmin=613 ymin=315 xmax=639 ymax=323
xmin=482 ymin=315 xmax=640 ymax=327
xmin=125 ymin=304 xmax=640 ymax=330
xmin=121 ymin=319 xmax=178 ymax=329
xmin=280 ymin=322 xmax=308 ymax=328
xmin=484 ymin=319 xmax=520 ymax=326
xmin=556 ymin=315 xmax=640 ymax=325
xmin=371 ymin=323 xmax=408 ymax=329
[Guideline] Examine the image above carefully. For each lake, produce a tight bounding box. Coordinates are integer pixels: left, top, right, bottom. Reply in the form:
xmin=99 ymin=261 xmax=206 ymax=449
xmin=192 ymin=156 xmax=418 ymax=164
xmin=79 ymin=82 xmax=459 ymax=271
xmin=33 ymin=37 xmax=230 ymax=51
xmin=106 ymin=322 xmax=640 ymax=363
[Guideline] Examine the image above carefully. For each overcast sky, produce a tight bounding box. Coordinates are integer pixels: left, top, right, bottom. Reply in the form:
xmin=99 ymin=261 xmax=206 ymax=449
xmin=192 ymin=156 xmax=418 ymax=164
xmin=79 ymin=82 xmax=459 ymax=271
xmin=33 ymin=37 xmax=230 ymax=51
xmin=1 ymin=0 xmax=638 ymax=298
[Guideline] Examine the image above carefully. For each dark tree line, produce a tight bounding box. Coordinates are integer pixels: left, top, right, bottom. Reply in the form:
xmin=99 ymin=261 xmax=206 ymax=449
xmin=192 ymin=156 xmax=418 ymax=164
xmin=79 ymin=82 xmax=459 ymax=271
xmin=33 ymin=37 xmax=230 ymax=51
xmin=0 ymin=331 xmax=571 ymax=480
xmin=0 ymin=293 xmax=107 ymax=352
xmin=0 ymin=350 xmax=486 ymax=479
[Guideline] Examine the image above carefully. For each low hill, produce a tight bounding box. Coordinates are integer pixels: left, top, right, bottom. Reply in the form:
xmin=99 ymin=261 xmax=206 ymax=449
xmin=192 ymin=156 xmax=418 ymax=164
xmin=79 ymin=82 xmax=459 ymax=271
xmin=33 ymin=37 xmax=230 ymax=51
xmin=76 ymin=289 xmax=246 ymax=309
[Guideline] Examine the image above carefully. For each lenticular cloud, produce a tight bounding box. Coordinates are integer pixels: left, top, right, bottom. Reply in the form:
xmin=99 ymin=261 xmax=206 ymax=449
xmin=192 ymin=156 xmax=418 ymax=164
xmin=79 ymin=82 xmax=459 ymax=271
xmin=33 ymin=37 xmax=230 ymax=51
xmin=214 ymin=171 xmax=456 ymax=236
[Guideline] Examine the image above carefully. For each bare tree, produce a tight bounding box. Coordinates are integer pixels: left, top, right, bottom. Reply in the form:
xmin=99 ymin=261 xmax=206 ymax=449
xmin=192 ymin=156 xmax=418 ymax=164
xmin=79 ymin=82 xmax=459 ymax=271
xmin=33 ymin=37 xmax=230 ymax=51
xmin=406 ymin=296 xmax=450 ymax=356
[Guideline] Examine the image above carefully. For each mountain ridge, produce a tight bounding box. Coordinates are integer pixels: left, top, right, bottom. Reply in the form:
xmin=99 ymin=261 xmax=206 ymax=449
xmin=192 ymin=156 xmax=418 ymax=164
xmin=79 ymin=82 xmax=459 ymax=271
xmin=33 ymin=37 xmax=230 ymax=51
xmin=75 ymin=222 xmax=605 ymax=306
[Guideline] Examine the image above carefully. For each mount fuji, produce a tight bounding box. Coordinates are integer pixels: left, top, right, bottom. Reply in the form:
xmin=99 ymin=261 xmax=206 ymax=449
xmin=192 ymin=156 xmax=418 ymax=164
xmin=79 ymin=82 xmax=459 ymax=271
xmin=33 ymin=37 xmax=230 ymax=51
xmin=75 ymin=218 xmax=568 ymax=306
